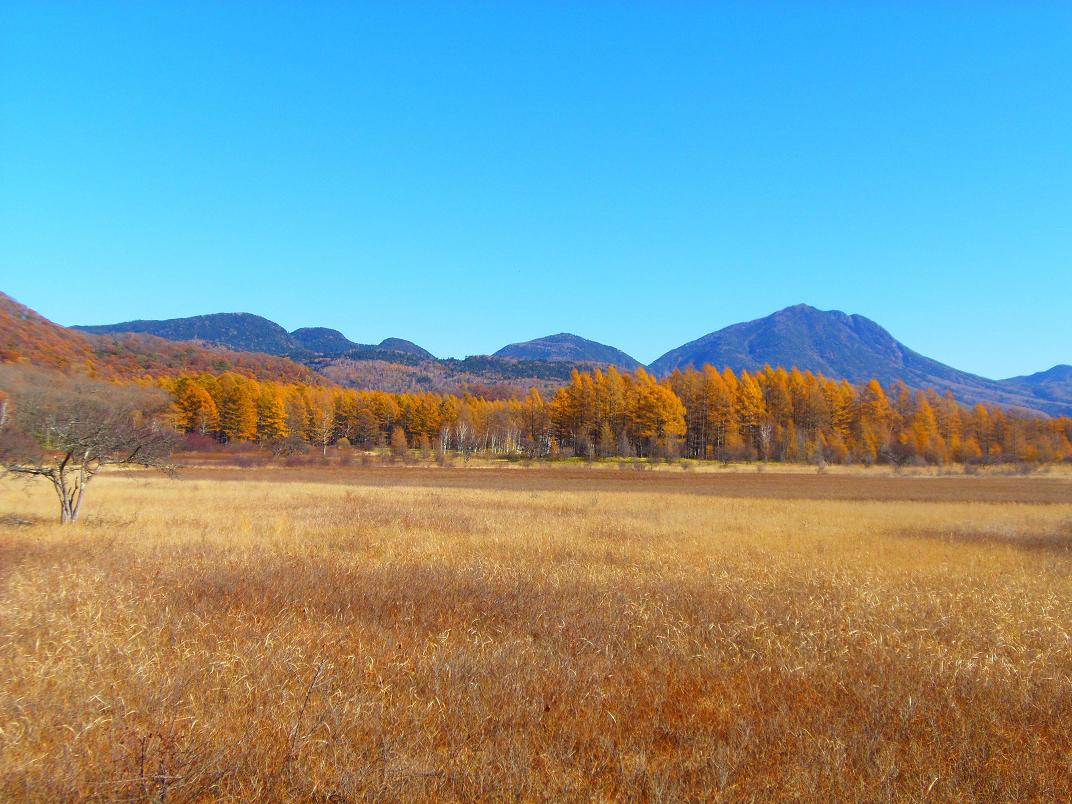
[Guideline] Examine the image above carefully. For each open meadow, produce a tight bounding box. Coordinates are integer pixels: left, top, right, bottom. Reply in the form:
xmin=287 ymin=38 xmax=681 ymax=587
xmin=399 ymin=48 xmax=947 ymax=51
xmin=1 ymin=463 xmax=1071 ymax=800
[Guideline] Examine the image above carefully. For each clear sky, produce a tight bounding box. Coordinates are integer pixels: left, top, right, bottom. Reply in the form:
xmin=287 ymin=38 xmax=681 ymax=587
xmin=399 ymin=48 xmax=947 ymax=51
xmin=2 ymin=2 xmax=1069 ymax=378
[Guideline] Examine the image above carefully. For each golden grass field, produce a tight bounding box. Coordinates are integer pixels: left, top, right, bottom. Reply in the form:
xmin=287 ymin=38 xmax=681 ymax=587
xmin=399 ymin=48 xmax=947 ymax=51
xmin=1 ymin=464 xmax=1071 ymax=801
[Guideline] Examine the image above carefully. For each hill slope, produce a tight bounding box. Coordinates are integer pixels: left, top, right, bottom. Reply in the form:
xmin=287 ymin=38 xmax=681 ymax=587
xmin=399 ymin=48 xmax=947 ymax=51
xmin=289 ymin=327 xmax=360 ymax=356
xmin=649 ymin=305 xmax=1070 ymax=416
xmin=378 ymin=338 xmax=435 ymax=359
xmin=495 ymin=333 xmax=641 ymax=369
xmin=0 ymin=292 xmax=95 ymax=369
xmin=77 ymin=313 xmax=299 ymax=355
xmin=999 ymin=365 xmax=1072 ymax=409
xmin=1 ymin=293 xmax=316 ymax=383
xmin=71 ymin=307 xmax=582 ymax=393
xmin=76 ymin=313 xmax=435 ymax=361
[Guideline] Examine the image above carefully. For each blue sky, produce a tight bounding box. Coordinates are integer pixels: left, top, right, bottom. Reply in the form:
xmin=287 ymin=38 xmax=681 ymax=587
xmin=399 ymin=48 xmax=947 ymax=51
xmin=2 ymin=2 xmax=1069 ymax=377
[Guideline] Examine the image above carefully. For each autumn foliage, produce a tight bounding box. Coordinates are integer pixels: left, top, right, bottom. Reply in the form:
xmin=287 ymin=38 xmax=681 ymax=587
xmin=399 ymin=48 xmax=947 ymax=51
xmin=160 ymin=365 xmax=1072 ymax=465
xmin=0 ymin=292 xmax=316 ymax=384
xmin=4 ymin=291 xmax=1069 ymax=465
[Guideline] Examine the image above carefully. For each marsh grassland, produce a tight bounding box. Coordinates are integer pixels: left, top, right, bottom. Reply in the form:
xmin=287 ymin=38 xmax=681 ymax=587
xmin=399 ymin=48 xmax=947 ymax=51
xmin=1 ymin=466 xmax=1071 ymax=800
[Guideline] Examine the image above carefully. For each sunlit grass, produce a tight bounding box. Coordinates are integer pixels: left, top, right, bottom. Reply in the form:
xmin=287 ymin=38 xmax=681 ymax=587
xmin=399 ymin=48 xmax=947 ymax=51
xmin=1 ymin=469 xmax=1070 ymax=800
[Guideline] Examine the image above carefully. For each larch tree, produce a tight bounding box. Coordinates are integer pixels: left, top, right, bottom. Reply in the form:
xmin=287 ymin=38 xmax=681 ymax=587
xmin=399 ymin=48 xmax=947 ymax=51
xmin=173 ymin=379 xmax=219 ymax=435
xmin=390 ymin=425 xmax=409 ymax=459
xmin=218 ymin=382 xmax=258 ymax=442
xmin=736 ymin=371 xmax=766 ymax=456
xmin=140 ymin=365 xmax=1072 ymax=469
xmin=256 ymin=385 xmax=289 ymax=443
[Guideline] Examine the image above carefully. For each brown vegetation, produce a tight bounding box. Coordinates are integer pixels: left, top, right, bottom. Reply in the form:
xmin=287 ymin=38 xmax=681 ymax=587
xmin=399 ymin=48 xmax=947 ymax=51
xmin=0 ymin=366 xmax=177 ymax=523
xmin=2 ymin=466 xmax=1071 ymax=799
xmin=175 ymin=460 xmax=1072 ymax=504
xmin=0 ymin=292 xmax=316 ymax=383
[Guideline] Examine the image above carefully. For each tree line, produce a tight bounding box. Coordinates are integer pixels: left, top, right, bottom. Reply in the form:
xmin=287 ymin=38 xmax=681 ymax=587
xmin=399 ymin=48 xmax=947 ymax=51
xmin=163 ymin=365 xmax=1072 ymax=465
xmin=4 ymin=359 xmax=1071 ymax=525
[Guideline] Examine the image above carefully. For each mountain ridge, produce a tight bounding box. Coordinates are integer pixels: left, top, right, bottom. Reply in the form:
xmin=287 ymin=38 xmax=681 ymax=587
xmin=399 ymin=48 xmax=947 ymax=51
xmin=494 ymin=333 xmax=641 ymax=369
xmin=0 ymin=293 xmax=316 ymax=383
xmin=649 ymin=304 xmax=1071 ymax=416
xmin=77 ymin=313 xmax=297 ymax=355
xmin=76 ymin=313 xmax=436 ymax=361
xmin=51 ymin=298 xmax=1072 ymax=415
xmin=999 ymin=364 xmax=1072 ymax=409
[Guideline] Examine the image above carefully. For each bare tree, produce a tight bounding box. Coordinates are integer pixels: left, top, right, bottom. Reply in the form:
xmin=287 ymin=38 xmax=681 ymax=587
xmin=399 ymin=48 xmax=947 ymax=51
xmin=0 ymin=366 xmax=177 ymax=523
xmin=311 ymin=404 xmax=336 ymax=457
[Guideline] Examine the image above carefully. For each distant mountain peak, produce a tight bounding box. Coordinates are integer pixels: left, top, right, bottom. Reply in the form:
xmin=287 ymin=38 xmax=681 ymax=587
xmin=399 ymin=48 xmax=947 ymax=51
xmin=494 ymin=333 xmax=641 ymax=369
xmin=649 ymin=306 xmax=1071 ymax=416
xmin=1005 ymin=364 xmax=1072 ymax=382
xmin=999 ymin=364 xmax=1072 ymax=407
xmin=290 ymin=326 xmax=356 ymax=355
xmin=76 ymin=312 xmax=296 ymax=355
xmin=52 ymin=296 xmax=1071 ymax=415
xmin=75 ymin=312 xmax=434 ymax=362
xmin=377 ymin=338 xmax=435 ymax=359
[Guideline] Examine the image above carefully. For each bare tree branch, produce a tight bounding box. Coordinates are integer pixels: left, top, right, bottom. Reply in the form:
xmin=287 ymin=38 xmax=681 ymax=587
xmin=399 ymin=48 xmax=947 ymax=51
xmin=0 ymin=365 xmax=179 ymax=523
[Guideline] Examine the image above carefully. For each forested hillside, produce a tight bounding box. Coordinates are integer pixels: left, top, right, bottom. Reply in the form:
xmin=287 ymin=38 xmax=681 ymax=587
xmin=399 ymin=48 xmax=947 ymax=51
xmin=1 ymin=293 xmax=317 ymax=383
xmin=494 ymin=333 xmax=641 ymax=369
xmin=76 ymin=311 xmax=435 ymax=361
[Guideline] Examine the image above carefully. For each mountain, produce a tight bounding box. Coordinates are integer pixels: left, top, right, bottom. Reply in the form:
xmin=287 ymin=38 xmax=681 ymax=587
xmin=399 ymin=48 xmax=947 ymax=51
xmin=75 ymin=313 xmax=434 ymax=361
xmin=0 ymin=292 xmax=581 ymax=394
xmin=0 ymin=292 xmax=95 ymax=369
xmin=378 ymin=338 xmax=435 ymax=359
xmin=1 ymin=293 xmax=315 ymax=383
xmin=290 ymin=327 xmax=358 ymax=355
xmin=77 ymin=313 xmax=298 ymax=355
xmin=495 ymin=333 xmax=641 ymax=369
xmin=1000 ymin=365 xmax=1072 ymax=409
xmin=649 ymin=304 xmax=1071 ymax=416
xmin=30 ymin=295 xmax=1071 ymax=412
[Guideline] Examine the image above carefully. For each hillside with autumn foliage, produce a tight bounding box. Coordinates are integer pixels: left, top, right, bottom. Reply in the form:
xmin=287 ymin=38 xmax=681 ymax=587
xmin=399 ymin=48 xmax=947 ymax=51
xmin=3 ymin=291 xmax=1070 ymax=466
xmin=77 ymin=300 xmax=1072 ymax=414
xmin=0 ymin=292 xmax=317 ymax=383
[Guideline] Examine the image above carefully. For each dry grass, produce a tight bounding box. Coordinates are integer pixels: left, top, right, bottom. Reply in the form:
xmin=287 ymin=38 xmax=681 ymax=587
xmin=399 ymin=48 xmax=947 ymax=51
xmin=178 ymin=461 xmax=1072 ymax=504
xmin=1 ymin=467 xmax=1071 ymax=801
